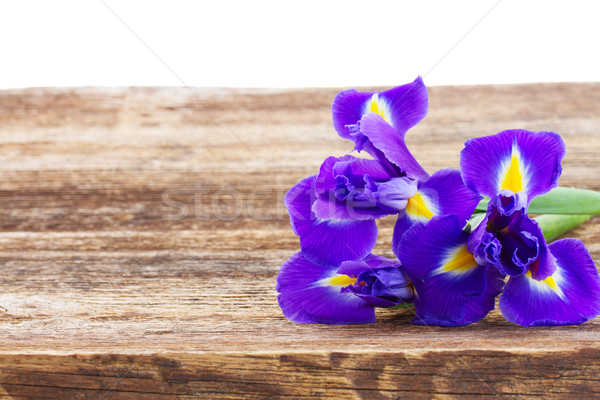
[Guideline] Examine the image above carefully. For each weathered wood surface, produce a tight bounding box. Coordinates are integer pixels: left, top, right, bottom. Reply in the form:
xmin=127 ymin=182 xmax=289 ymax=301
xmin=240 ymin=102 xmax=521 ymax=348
xmin=0 ymin=83 xmax=599 ymax=399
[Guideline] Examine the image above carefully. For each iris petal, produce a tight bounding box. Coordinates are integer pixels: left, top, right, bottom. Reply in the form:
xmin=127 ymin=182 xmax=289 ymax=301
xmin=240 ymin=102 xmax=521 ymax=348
xmin=392 ymin=169 xmax=482 ymax=253
xmin=336 ymin=253 xmax=396 ymax=274
xmin=331 ymin=77 xmax=428 ymax=141
xmin=331 ymin=90 xmax=373 ymax=140
xmin=377 ymin=76 xmax=429 ymax=134
xmin=338 ymin=255 xmax=414 ymax=307
xmin=358 ymin=113 xmax=429 ymax=181
xmin=276 ymin=252 xmax=375 ymax=324
xmin=284 ymin=175 xmax=377 ymax=267
xmin=469 ymin=193 xmax=556 ymax=279
xmin=499 ymin=238 xmax=600 ymax=326
xmin=311 ymin=195 xmax=393 ymax=220
xmin=392 ymin=214 xmax=415 ymax=256
xmin=314 ymin=155 xmax=390 ymax=196
xmin=312 ymin=155 xmax=416 ymax=221
xmin=460 ymin=129 xmax=565 ymax=202
xmin=397 ymin=215 xmax=504 ymax=326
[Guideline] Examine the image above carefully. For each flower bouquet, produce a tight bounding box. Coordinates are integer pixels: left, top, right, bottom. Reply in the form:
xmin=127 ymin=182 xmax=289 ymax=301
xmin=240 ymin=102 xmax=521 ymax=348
xmin=276 ymin=78 xmax=600 ymax=327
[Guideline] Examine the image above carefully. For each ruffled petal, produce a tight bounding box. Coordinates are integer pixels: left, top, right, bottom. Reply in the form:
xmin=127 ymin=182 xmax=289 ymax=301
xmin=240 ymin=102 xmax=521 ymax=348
xmin=314 ymin=155 xmax=390 ymax=196
xmin=331 ymin=77 xmax=428 ymax=140
xmin=493 ymin=212 xmax=542 ymax=277
xmin=358 ymin=113 xmax=429 ymax=181
xmin=338 ymin=255 xmax=414 ymax=307
xmin=397 ymin=215 xmax=504 ymax=326
xmin=312 ymin=155 xmax=416 ymax=221
xmin=276 ymin=252 xmax=375 ymax=324
xmin=391 ymin=169 xmax=482 ymax=253
xmin=284 ymin=175 xmax=377 ymax=267
xmin=460 ymin=129 xmax=565 ymax=201
xmin=346 ymin=267 xmax=414 ymax=307
xmin=499 ymin=238 xmax=600 ymax=326
xmin=469 ymin=193 xmax=557 ymax=279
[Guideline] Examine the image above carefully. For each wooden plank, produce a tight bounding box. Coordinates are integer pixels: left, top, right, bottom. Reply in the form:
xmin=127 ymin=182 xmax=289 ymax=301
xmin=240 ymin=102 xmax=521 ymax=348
xmin=0 ymin=83 xmax=599 ymax=398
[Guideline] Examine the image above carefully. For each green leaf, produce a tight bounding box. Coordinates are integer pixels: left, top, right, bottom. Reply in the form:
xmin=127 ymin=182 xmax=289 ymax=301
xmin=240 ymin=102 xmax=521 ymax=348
xmin=388 ymin=302 xmax=414 ymax=310
xmin=468 ymin=212 xmax=486 ymax=230
xmin=529 ymin=187 xmax=600 ymax=215
xmin=534 ymin=214 xmax=593 ymax=242
xmin=474 ymin=197 xmax=490 ymax=213
xmin=474 ymin=187 xmax=600 ymax=215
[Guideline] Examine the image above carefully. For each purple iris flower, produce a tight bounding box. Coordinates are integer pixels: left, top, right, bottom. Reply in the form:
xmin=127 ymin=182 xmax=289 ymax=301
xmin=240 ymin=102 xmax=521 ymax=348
xmin=459 ymin=129 xmax=600 ymax=326
xmin=397 ymin=215 xmax=505 ymax=326
xmin=332 ymin=77 xmax=481 ymax=246
xmin=276 ymin=253 xmax=414 ymax=324
xmin=284 ymin=79 xmax=481 ymax=268
xmin=331 ymin=77 xmax=430 ymax=181
xmin=396 ymin=129 xmax=600 ymax=327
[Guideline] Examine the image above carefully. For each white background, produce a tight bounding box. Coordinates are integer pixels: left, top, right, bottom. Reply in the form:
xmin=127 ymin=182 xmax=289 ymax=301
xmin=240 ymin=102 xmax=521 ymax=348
xmin=0 ymin=0 xmax=599 ymax=89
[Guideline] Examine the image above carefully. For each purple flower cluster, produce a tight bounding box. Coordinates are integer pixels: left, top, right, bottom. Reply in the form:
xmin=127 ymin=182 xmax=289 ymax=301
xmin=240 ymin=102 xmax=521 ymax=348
xmin=277 ymin=78 xmax=600 ymax=326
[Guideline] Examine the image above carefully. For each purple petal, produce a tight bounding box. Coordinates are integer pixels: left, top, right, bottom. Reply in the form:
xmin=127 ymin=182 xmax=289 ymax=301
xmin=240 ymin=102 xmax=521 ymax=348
xmin=494 ymin=214 xmax=540 ymax=277
xmin=358 ymin=113 xmax=429 ymax=181
xmin=348 ymin=294 xmax=401 ymax=308
xmin=391 ymin=169 xmax=482 ymax=252
xmin=284 ymin=175 xmax=377 ymax=267
xmin=350 ymin=267 xmax=414 ymax=306
xmin=338 ymin=255 xmax=414 ymax=307
xmin=469 ymin=194 xmax=556 ymax=279
xmin=391 ymin=213 xmax=414 ymax=257
xmin=337 ymin=254 xmax=400 ymax=275
xmin=276 ymin=252 xmax=375 ymax=324
xmin=502 ymin=212 xmax=557 ymax=280
xmin=314 ymin=155 xmax=391 ymax=196
xmin=372 ymin=177 xmax=417 ymax=212
xmin=499 ymin=238 xmax=600 ymax=326
xmin=460 ymin=129 xmax=565 ymax=201
xmin=397 ymin=215 xmax=504 ymax=326
xmin=312 ymin=155 xmax=416 ymax=220
xmin=331 ymin=77 xmax=428 ymax=140
xmin=331 ymin=89 xmax=373 ymax=140
xmin=471 ymin=230 xmax=502 ymax=266
xmin=421 ymin=169 xmax=483 ymax=220
xmin=412 ymin=267 xmax=504 ymax=327
xmin=484 ymin=191 xmax=528 ymax=231
xmin=377 ymin=76 xmax=429 ymax=134
xmin=311 ymin=194 xmax=394 ymax=220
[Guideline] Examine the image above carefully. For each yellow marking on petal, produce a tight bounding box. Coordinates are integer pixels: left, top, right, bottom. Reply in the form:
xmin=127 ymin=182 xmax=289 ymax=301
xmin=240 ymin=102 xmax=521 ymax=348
xmin=500 ymin=153 xmax=524 ymax=193
xmin=441 ymin=245 xmax=478 ymax=275
xmin=406 ymin=193 xmax=435 ymax=220
xmin=369 ymin=93 xmax=388 ymax=122
xmin=329 ymin=274 xmax=357 ymax=286
xmin=526 ymin=271 xmax=559 ymax=292
xmin=544 ymin=275 xmax=559 ymax=292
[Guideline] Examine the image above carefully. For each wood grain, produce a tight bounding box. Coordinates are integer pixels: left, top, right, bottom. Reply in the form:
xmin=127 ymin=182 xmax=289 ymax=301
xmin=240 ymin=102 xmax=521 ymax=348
xmin=0 ymin=83 xmax=599 ymax=399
